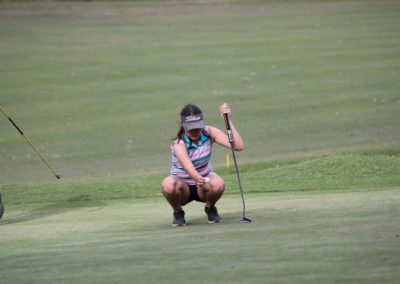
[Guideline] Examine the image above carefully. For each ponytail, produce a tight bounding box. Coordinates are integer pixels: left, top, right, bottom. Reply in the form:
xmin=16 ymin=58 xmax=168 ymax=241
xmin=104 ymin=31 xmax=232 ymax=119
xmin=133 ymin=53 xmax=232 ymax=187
xmin=174 ymin=126 xmax=185 ymax=141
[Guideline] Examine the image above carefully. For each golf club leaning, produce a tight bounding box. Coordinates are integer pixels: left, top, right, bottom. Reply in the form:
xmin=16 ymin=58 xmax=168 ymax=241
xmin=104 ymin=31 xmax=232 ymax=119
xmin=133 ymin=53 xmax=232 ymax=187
xmin=0 ymin=106 xmax=61 ymax=179
xmin=223 ymin=113 xmax=251 ymax=223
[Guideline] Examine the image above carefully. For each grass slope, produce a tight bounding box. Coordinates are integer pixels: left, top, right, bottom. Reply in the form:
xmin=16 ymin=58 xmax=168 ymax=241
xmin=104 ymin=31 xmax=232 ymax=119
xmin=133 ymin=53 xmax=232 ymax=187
xmin=1 ymin=153 xmax=399 ymax=205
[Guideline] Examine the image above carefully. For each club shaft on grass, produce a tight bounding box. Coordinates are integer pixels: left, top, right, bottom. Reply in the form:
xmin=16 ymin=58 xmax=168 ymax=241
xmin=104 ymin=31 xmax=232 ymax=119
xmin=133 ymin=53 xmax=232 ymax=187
xmin=223 ymin=113 xmax=247 ymax=219
xmin=0 ymin=106 xmax=61 ymax=179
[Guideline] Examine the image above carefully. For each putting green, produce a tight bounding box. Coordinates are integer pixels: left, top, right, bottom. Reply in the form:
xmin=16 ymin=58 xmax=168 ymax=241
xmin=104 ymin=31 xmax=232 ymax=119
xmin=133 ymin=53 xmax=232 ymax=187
xmin=1 ymin=189 xmax=399 ymax=283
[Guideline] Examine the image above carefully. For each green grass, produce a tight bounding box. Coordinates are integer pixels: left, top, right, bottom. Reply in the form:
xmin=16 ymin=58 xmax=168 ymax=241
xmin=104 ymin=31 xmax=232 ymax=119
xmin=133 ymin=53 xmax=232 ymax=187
xmin=1 ymin=153 xmax=399 ymax=283
xmin=1 ymin=1 xmax=400 ymax=283
xmin=1 ymin=0 xmax=400 ymax=183
xmin=1 ymin=190 xmax=399 ymax=284
xmin=1 ymin=153 xmax=399 ymax=204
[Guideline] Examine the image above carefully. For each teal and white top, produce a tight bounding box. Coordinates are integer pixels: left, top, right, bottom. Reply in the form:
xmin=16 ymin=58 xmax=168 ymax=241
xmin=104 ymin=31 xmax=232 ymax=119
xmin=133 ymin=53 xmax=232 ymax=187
xmin=170 ymin=126 xmax=213 ymax=185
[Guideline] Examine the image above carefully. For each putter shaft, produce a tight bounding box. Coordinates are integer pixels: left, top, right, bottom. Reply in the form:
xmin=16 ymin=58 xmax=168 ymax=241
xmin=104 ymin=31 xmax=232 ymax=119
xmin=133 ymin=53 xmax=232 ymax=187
xmin=230 ymin=147 xmax=247 ymax=219
xmin=223 ymin=113 xmax=250 ymax=222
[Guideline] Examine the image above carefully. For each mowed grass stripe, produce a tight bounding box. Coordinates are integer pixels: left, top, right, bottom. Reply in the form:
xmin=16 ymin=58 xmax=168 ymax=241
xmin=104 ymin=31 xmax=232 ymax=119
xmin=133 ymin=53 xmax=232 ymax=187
xmin=1 ymin=1 xmax=399 ymax=183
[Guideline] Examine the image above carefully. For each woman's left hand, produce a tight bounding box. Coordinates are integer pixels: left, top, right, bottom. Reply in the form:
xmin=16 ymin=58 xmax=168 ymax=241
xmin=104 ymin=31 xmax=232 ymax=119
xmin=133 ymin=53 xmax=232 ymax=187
xmin=219 ymin=103 xmax=231 ymax=118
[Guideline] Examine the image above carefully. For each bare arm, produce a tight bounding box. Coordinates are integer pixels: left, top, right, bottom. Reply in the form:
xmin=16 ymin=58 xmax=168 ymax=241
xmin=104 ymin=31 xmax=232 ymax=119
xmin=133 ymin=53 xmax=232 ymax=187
xmin=208 ymin=123 xmax=244 ymax=151
xmin=172 ymin=140 xmax=209 ymax=185
xmin=209 ymin=103 xmax=245 ymax=151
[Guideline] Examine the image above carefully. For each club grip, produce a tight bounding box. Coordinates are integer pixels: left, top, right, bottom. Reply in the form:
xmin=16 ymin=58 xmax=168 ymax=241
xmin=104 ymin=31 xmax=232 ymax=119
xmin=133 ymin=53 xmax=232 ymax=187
xmin=223 ymin=113 xmax=234 ymax=144
xmin=8 ymin=118 xmax=24 ymax=135
xmin=223 ymin=113 xmax=231 ymax=130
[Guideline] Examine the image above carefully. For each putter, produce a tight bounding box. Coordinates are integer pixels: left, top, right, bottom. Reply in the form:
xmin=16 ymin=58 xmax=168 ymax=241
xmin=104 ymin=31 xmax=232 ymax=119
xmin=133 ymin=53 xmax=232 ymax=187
xmin=0 ymin=106 xmax=61 ymax=179
xmin=223 ymin=113 xmax=251 ymax=223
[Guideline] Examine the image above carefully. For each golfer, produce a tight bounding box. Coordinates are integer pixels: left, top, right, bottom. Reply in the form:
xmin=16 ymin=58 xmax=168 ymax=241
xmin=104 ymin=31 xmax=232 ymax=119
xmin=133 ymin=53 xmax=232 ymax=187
xmin=161 ymin=103 xmax=244 ymax=226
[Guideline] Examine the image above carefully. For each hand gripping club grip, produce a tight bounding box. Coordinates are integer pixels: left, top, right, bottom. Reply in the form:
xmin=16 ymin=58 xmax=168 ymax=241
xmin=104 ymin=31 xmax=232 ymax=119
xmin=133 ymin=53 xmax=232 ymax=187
xmin=223 ymin=113 xmax=234 ymax=144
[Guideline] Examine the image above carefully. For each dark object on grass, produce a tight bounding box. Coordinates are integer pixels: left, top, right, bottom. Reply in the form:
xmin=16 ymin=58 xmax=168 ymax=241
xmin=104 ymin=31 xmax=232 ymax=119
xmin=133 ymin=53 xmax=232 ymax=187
xmin=0 ymin=192 xmax=4 ymax=219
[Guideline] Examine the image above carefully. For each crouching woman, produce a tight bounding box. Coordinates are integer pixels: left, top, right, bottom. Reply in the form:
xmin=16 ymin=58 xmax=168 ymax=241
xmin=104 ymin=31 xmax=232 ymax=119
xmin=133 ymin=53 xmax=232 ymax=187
xmin=161 ymin=103 xmax=244 ymax=226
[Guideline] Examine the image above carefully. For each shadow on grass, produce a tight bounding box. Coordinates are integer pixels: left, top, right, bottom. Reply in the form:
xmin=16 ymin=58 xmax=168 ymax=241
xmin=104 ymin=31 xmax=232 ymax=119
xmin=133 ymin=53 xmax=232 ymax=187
xmin=181 ymin=209 xmax=258 ymax=227
xmin=0 ymin=194 xmax=106 ymax=225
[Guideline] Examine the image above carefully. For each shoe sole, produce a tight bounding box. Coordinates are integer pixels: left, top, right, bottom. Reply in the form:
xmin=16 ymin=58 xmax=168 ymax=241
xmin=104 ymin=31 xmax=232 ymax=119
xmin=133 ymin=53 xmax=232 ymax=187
xmin=172 ymin=223 xmax=186 ymax=226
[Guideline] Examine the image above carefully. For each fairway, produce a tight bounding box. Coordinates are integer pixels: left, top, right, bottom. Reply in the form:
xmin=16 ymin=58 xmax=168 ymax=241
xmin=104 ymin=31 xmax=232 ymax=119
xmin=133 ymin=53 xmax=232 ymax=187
xmin=1 ymin=190 xmax=399 ymax=283
xmin=1 ymin=0 xmax=400 ymax=283
xmin=1 ymin=0 xmax=399 ymax=183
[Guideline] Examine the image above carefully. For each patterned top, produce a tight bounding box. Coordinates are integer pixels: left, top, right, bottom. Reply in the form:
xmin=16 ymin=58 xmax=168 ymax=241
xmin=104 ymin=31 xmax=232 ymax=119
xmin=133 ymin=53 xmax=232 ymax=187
xmin=170 ymin=126 xmax=213 ymax=185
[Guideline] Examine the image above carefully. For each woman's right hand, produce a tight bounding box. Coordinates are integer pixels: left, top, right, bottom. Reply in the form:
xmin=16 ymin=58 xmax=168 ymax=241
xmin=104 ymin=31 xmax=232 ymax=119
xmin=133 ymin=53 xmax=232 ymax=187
xmin=196 ymin=176 xmax=210 ymax=186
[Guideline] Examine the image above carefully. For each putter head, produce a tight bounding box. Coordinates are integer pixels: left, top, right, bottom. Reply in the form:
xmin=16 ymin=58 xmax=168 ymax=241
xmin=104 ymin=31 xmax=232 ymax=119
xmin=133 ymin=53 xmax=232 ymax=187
xmin=239 ymin=217 xmax=252 ymax=223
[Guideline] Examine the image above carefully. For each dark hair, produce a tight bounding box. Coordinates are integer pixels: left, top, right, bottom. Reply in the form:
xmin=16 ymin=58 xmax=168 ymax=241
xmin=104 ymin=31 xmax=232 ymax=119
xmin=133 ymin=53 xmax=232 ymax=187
xmin=174 ymin=103 xmax=202 ymax=141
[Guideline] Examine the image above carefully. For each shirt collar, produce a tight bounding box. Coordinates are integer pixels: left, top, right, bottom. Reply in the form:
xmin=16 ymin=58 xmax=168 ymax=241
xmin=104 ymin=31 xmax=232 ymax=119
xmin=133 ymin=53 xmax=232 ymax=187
xmin=183 ymin=131 xmax=208 ymax=149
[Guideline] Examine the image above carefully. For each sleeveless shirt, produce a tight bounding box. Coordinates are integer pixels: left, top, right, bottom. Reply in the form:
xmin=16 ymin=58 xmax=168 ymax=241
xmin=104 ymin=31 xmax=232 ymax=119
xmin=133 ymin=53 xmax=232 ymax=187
xmin=170 ymin=126 xmax=213 ymax=185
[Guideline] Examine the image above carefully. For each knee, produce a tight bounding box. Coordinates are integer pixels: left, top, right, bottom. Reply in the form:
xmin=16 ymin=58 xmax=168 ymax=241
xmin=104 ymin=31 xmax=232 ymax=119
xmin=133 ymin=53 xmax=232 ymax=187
xmin=211 ymin=178 xmax=225 ymax=194
xmin=161 ymin=177 xmax=177 ymax=195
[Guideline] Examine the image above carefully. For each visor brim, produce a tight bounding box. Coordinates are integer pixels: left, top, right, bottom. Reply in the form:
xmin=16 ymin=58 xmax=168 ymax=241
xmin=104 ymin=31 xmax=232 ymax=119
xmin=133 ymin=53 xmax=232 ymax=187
xmin=182 ymin=120 xmax=205 ymax=131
